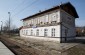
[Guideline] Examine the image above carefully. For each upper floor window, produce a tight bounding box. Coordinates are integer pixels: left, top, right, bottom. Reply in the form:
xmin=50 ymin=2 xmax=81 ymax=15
xmin=35 ymin=18 xmax=38 ymax=24
xmin=31 ymin=19 xmax=33 ymax=24
xmin=23 ymin=22 xmax=26 ymax=26
xmin=52 ymin=13 xmax=57 ymax=22
xmin=45 ymin=15 xmax=49 ymax=22
xmin=37 ymin=17 xmax=40 ymax=24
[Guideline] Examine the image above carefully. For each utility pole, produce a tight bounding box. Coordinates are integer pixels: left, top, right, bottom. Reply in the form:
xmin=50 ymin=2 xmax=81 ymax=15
xmin=1 ymin=21 xmax=3 ymax=34
xmin=8 ymin=12 xmax=11 ymax=37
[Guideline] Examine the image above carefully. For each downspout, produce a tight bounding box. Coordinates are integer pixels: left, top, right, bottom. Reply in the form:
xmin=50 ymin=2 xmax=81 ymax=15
xmin=59 ymin=4 xmax=62 ymax=43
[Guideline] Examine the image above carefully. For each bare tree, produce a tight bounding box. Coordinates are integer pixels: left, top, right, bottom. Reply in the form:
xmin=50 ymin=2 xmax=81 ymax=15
xmin=3 ymin=19 xmax=19 ymax=36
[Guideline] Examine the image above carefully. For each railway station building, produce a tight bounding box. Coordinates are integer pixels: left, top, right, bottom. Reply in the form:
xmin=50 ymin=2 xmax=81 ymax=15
xmin=20 ymin=2 xmax=79 ymax=42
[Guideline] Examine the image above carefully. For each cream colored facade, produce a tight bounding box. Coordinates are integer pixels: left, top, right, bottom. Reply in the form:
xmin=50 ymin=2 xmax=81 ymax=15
xmin=20 ymin=2 xmax=79 ymax=42
xmin=20 ymin=10 xmax=61 ymax=42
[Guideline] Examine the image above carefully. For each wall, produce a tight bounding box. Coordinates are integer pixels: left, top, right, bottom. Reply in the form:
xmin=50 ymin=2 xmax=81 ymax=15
xmin=60 ymin=9 xmax=76 ymax=41
xmin=23 ymin=9 xmax=60 ymax=27
xmin=20 ymin=9 xmax=62 ymax=42
xmin=20 ymin=25 xmax=61 ymax=42
xmin=20 ymin=25 xmax=60 ymax=37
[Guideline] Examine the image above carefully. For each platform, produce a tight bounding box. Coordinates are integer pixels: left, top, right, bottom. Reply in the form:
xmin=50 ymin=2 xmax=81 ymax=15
xmin=0 ymin=41 xmax=15 ymax=55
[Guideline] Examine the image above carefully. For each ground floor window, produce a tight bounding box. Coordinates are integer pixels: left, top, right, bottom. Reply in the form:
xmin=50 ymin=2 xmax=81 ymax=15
xmin=44 ymin=29 xmax=48 ymax=36
xmin=31 ymin=30 xmax=33 ymax=35
xmin=26 ymin=30 xmax=28 ymax=35
xmin=22 ymin=30 xmax=24 ymax=35
xmin=36 ymin=29 xmax=39 ymax=36
xmin=51 ymin=28 xmax=55 ymax=37
xmin=22 ymin=28 xmax=56 ymax=37
xmin=24 ymin=30 xmax=25 ymax=35
xmin=22 ymin=30 xmax=23 ymax=33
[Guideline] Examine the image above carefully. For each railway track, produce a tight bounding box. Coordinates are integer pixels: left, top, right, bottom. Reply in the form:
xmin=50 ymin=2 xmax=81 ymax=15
xmin=0 ymin=36 xmax=39 ymax=55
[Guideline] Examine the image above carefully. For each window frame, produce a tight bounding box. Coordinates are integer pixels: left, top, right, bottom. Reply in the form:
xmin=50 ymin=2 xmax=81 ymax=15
xmin=51 ymin=28 xmax=55 ymax=37
xmin=44 ymin=29 xmax=48 ymax=36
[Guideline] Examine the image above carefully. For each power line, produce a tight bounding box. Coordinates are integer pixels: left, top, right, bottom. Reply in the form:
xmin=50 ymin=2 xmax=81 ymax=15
xmin=11 ymin=0 xmax=26 ymax=13
xmin=12 ymin=0 xmax=40 ymax=18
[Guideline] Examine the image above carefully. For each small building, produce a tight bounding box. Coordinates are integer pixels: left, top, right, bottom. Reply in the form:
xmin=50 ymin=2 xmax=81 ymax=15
xmin=20 ymin=2 xmax=79 ymax=43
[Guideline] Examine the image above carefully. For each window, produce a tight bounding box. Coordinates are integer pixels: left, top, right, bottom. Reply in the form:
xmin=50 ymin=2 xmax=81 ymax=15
xmin=36 ymin=29 xmax=39 ymax=36
xmin=24 ymin=30 xmax=25 ymax=35
xmin=40 ymin=17 xmax=42 ymax=23
xmin=51 ymin=28 xmax=55 ymax=37
xmin=22 ymin=30 xmax=23 ymax=33
xmin=31 ymin=30 xmax=33 ymax=35
xmin=52 ymin=13 xmax=57 ymax=21
xmin=31 ymin=19 xmax=33 ymax=24
xmin=44 ymin=29 xmax=48 ymax=36
xmin=45 ymin=15 xmax=49 ymax=22
xmin=22 ymin=30 xmax=24 ymax=35
xmin=33 ymin=19 xmax=35 ymax=25
xmin=37 ymin=17 xmax=40 ymax=24
xmin=26 ymin=30 xmax=28 ymax=35
xmin=41 ymin=16 xmax=44 ymax=24
xmin=35 ymin=18 xmax=37 ymax=25
xmin=23 ymin=22 xmax=25 ymax=26
xmin=26 ymin=22 xmax=28 ymax=26
xmin=25 ymin=30 xmax=26 ymax=35
xmin=29 ymin=20 xmax=31 ymax=25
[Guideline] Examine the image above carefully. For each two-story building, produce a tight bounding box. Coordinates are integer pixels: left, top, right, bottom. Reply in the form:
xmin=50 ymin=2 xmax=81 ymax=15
xmin=20 ymin=2 xmax=79 ymax=43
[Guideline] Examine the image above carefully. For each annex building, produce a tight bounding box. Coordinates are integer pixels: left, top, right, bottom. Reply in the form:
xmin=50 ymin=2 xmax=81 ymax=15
xmin=20 ymin=2 xmax=79 ymax=43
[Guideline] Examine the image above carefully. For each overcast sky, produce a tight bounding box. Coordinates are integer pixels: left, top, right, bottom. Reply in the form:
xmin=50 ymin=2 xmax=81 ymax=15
xmin=0 ymin=0 xmax=85 ymax=28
